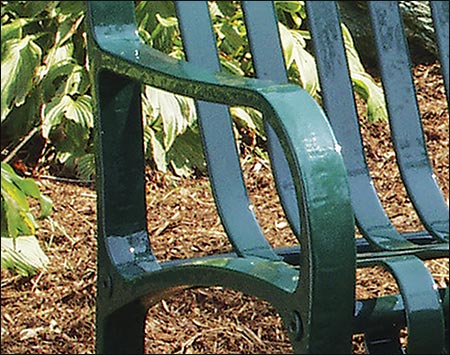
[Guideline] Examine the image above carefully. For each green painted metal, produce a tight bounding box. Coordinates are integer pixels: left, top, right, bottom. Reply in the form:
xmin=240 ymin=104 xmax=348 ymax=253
xmin=85 ymin=1 xmax=449 ymax=354
xmin=369 ymin=1 xmax=449 ymax=243
xmin=174 ymin=1 xmax=281 ymax=261
xmin=430 ymin=1 xmax=449 ymax=103
xmin=306 ymin=1 xmax=421 ymax=251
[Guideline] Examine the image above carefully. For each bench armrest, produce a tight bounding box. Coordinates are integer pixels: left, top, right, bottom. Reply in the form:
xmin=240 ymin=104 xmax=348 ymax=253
xmin=86 ymin=0 xmax=355 ymax=291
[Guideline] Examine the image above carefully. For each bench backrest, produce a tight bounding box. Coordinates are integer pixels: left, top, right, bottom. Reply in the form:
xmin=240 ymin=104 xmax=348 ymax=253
xmin=175 ymin=1 xmax=449 ymax=251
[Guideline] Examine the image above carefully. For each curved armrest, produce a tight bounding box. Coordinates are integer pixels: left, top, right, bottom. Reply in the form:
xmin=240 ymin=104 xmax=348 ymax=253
xmin=86 ymin=0 xmax=355 ymax=290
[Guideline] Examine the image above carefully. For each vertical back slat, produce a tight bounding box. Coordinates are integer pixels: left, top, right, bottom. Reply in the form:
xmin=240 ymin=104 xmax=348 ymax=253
xmin=306 ymin=1 xmax=416 ymax=250
xmin=369 ymin=1 xmax=449 ymax=242
xmin=175 ymin=1 xmax=280 ymax=260
xmin=430 ymin=1 xmax=449 ymax=104
xmin=242 ymin=0 xmax=301 ymax=237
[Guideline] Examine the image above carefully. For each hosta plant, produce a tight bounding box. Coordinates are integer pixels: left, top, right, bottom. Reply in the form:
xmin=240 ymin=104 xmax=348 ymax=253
xmin=1 ymin=162 xmax=52 ymax=276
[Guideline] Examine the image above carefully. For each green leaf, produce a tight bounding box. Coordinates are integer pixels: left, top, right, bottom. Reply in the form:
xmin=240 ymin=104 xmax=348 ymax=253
xmin=155 ymin=13 xmax=178 ymax=28
xmin=230 ymin=107 xmax=265 ymax=139
xmin=1 ymin=35 xmax=42 ymax=121
xmin=43 ymin=42 xmax=74 ymax=70
xmin=1 ymin=162 xmax=53 ymax=229
xmin=220 ymin=56 xmax=246 ymax=76
xmin=341 ymin=24 xmax=387 ymax=122
xmin=219 ymin=23 xmax=245 ymax=55
xmin=20 ymin=1 xmax=50 ymax=18
xmin=42 ymin=94 xmax=93 ymax=139
xmin=40 ymin=58 xmax=79 ymax=100
xmin=278 ymin=23 xmax=319 ymax=96
xmin=275 ymin=1 xmax=303 ymax=14
xmin=2 ymin=163 xmax=33 ymax=210
xmin=65 ymin=95 xmax=93 ymax=128
xmin=1 ymin=18 xmax=31 ymax=43
xmin=76 ymin=153 xmax=96 ymax=180
xmin=352 ymin=73 xmax=388 ymax=122
xmin=215 ymin=1 xmax=237 ymax=17
xmin=57 ymin=1 xmax=85 ymax=18
xmin=1 ymin=236 xmax=49 ymax=277
xmin=148 ymin=128 xmax=168 ymax=173
xmin=144 ymin=87 xmax=191 ymax=150
xmin=1 ymin=179 xmax=37 ymax=239
xmin=168 ymin=128 xmax=205 ymax=177
xmin=54 ymin=13 xmax=85 ymax=47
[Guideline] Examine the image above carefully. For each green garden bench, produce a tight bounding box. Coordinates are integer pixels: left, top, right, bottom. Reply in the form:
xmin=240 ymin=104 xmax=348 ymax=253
xmin=85 ymin=1 xmax=449 ymax=353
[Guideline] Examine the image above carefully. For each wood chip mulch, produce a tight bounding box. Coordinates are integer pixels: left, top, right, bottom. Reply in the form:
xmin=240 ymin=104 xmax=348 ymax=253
xmin=1 ymin=62 xmax=448 ymax=354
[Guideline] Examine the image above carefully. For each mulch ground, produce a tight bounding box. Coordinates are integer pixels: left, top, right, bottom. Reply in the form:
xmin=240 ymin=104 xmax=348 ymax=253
xmin=1 ymin=62 xmax=448 ymax=354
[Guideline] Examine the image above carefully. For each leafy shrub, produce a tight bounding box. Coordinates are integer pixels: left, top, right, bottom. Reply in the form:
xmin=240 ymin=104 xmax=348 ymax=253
xmin=2 ymin=1 xmax=387 ymax=179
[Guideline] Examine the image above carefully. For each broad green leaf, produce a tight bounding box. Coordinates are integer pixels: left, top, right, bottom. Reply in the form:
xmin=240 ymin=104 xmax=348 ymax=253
xmin=176 ymin=95 xmax=197 ymax=127
xmin=219 ymin=23 xmax=245 ymax=55
xmin=76 ymin=153 xmax=96 ymax=180
xmin=42 ymin=96 xmax=65 ymax=139
xmin=37 ymin=194 xmax=53 ymax=219
xmin=40 ymin=58 xmax=79 ymax=100
xmin=1 ymin=236 xmax=49 ymax=277
xmin=168 ymin=128 xmax=205 ymax=177
xmin=20 ymin=1 xmax=49 ymax=18
xmin=1 ymin=162 xmax=53 ymax=223
xmin=352 ymin=73 xmax=388 ymax=122
xmin=278 ymin=23 xmax=319 ymax=96
xmin=65 ymin=95 xmax=93 ymax=128
xmin=1 ymin=18 xmax=31 ymax=43
xmin=10 ymin=176 xmax=40 ymax=199
xmin=1 ymin=164 xmax=32 ymax=210
xmin=42 ymin=94 xmax=93 ymax=139
xmin=136 ymin=1 xmax=176 ymax=33
xmin=148 ymin=128 xmax=167 ymax=173
xmin=43 ymin=42 xmax=74 ymax=71
xmin=230 ymin=107 xmax=265 ymax=140
xmin=215 ymin=1 xmax=237 ymax=17
xmin=54 ymin=14 xmax=85 ymax=47
xmin=275 ymin=1 xmax=303 ymax=14
xmin=54 ymin=120 xmax=90 ymax=158
xmin=1 ymin=182 xmax=37 ymax=239
xmin=155 ymin=14 xmax=178 ymax=28
xmin=1 ymin=35 xmax=42 ymax=121
xmin=341 ymin=24 xmax=387 ymax=122
xmin=220 ymin=56 xmax=246 ymax=76
xmin=144 ymin=86 xmax=189 ymax=150
xmin=209 ymin=2 xmax=224 ymax=18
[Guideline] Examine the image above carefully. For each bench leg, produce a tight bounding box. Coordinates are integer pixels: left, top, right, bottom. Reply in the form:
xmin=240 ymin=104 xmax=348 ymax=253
xmin=96 ymin=301 xmax=147 ymax=355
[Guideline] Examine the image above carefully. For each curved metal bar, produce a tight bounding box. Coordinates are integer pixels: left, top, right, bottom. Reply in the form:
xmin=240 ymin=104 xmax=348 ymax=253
xmin=380 ymin=256 xmax=445 ymax=354
xmin=241 ymin=0 xmax=301 ymax=237
xmin=87 ymin=1 xmax=356 ymax=353
xmin=174 ymin=1 xmax=280 ymax=260
xmin=96 ymin=257 xmax=298 ymax=354
xmin=368 ymin=1 xmax=449 ymax=243
xmin=430 ymin=1 xmax=449 ymax=105
xmin=305 ymin=1 xmax=420 ymax=251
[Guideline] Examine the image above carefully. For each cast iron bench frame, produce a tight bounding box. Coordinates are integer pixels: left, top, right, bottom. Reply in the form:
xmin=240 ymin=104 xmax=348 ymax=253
xmin=85 ymin=1 xmax=449 ymax=353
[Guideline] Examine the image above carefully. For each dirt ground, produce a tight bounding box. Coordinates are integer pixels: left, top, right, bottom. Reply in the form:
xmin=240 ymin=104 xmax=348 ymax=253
xmin=1 ymin=62 xmax=448 ymax=354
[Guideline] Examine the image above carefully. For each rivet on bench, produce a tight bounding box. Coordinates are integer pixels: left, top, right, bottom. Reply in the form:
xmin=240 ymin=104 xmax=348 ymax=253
xmin=288 ymin=311 xmax=303 ymax=341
